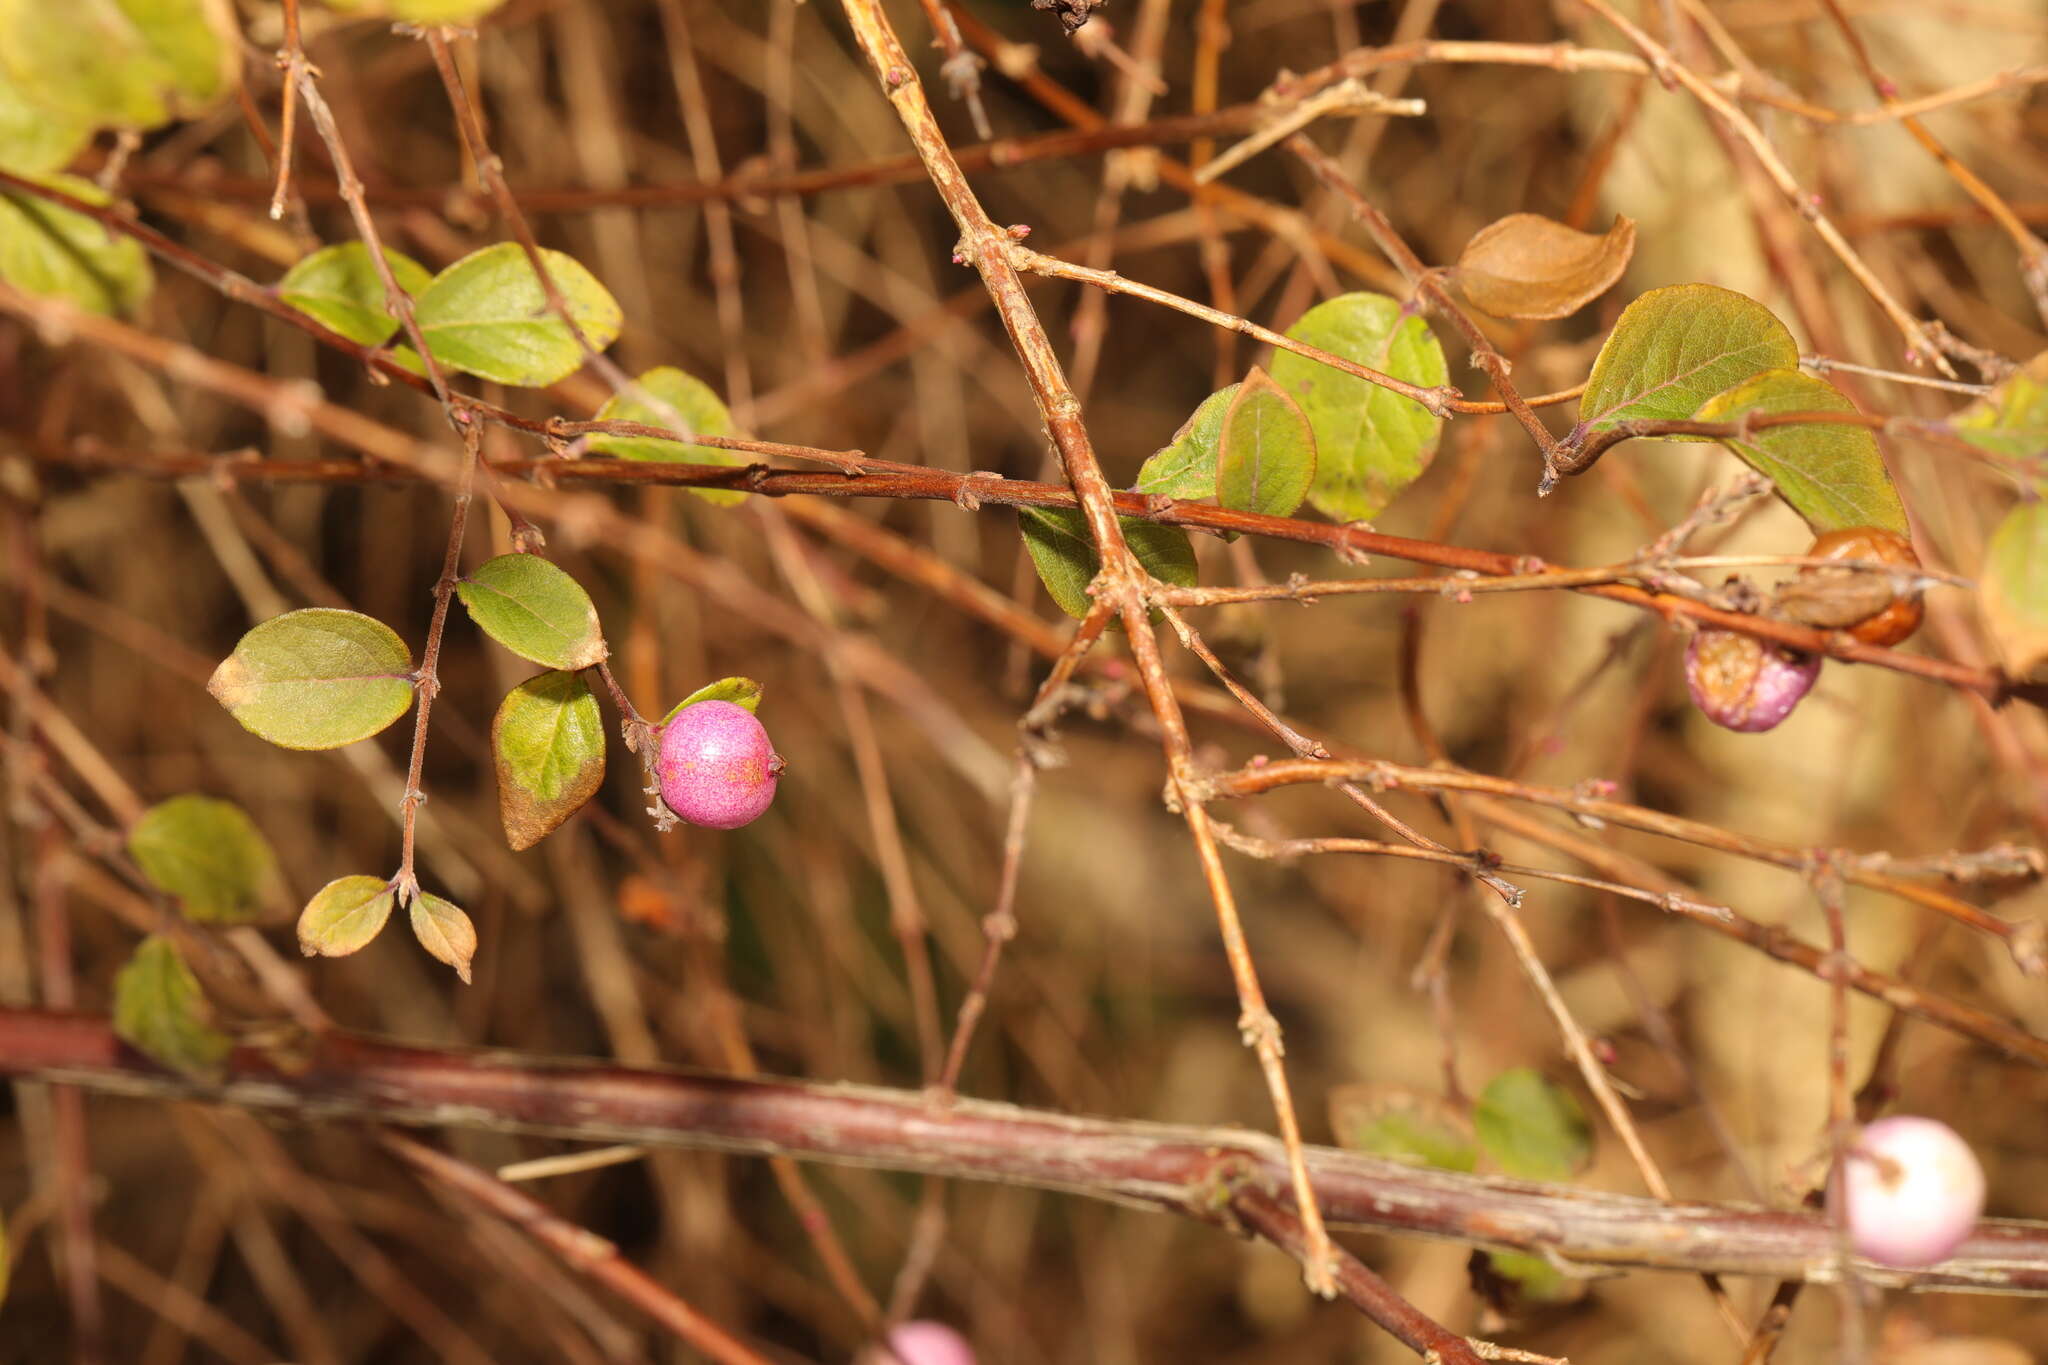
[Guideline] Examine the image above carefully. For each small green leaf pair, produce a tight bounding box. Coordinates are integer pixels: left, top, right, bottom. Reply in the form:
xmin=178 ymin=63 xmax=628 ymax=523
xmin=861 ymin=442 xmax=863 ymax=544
xmin=278 ymin=241 xmax=622 ymax=388
xmin=298 ymin=876 xmax=477 ymax=984
xmin=112 ymin=796 xmax=271 ymax=1080
xmin=1331 ymin=1068 xmax=1592 ymax=1182
xmin=1331 ymin=1069 xmax=1592 ymax=1308
xmin=1143 ymin=290 xmax=1450 ymax=526
xmin=1577 ymin=283 xmax=1908 ymax=534
xmin=209 ymin=555 xmax=604 ymax=751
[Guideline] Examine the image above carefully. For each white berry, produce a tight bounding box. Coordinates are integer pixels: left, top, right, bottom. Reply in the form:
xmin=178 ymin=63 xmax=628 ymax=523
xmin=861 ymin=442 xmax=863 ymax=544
xmin=1839 ymin=1116 xmax=1985 ymax=1268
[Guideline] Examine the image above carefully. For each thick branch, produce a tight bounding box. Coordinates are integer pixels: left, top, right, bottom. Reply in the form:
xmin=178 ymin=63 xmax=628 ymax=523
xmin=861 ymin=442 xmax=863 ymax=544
xmin=5 ymin=1008 xmax=2047 ymax=1294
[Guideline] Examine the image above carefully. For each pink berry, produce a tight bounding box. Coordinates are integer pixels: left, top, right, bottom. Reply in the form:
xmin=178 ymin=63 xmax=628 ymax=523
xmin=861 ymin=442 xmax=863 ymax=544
xmin=655 ymin=700 xmax=782 ymax=830
xmin=1684 ymin=629 xmax=1821 ymax=732
xmin=859 ymin=1323 xmax=976 ymax=1365
xmin=1838 ymin=1116 xmax=1985 ymax=1268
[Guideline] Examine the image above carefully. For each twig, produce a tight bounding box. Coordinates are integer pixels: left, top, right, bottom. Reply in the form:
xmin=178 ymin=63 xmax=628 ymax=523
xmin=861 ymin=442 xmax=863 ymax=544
xmin=1812 ymin=0 xmax=2048 ymax=326
xmin=393 ymin=419 xmax=479 ymax=905
xmin=1199 ymin=758 xmax=2044 ymax=971
xmin=839 ymin=0 xmax=1340 ymax=1294
xmin=1569 ymin=0 xmax=1958 ymax=375
xmin=380 ymin=1133 xmax=787 ymax=1365
xmin=936 ymin=599 xmax=1114 ymax=1094
xmin=1232 ymin=1188 xmax=1486 ymax=1365
xmin=1285 ymin=135 xmax=1566 ymax=484
xmin=268 ymin=0 xmax=309 ymax=221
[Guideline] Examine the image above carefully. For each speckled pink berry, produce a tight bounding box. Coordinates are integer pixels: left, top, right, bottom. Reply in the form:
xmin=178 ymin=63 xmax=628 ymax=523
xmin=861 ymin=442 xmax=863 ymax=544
xmin=656 ymin=700 xmax=782 ymax=830
xmin=1838 ymin=1116 xmax=1985 ymax=1268
xmin=1684 ymin=629 xmax=1822 ymax=732
xmin=857 ymin=1322 xmax=976 ymax=1365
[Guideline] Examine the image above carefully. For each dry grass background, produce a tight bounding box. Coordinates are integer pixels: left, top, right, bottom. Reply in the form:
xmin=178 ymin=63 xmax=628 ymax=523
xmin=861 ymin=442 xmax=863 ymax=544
xmin=4 ymin=0 xmax=2048 ymax=1361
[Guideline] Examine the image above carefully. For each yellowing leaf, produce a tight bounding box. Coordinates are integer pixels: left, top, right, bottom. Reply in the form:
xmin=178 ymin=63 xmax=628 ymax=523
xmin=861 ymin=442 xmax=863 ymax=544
xmin=1579 ymin=283 xmax=1797 ymax=434
xmin=492 ymin=669 xmax=605 ymax=851
xmin=1456 ymin=213 xmax=1635 ymax=320
xmin=1982 ymin=501 xmax=2048 ymax=685
xmin=127 ymin=795 xmax=280 ymax=924
xmin=410 ymin=892 xmax=477 ymax=984
xmin=0 ymin=69 xmax=92 ymax=174
xmin=208 ymin=608 xmax=415 ymax=751
xmin=1693 ymin=369 xmax=1907 ymax=534
xmin=0 ymin=173 xmax=152 ymax=316
xmin=0 ymin=0 xmax=230 ymax=130
xmin=112 ymin=935 xmax=231 ymax=1078
xmin=1954 ymin=350 xmax=2048 ymax=479
xmin=297 ymin=875 xmax=396 ymax=960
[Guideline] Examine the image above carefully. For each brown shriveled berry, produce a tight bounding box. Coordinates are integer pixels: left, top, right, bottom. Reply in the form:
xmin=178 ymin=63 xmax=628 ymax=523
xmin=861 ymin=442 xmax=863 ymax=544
xmin=1798 ymin=526 xmax=1924 ymax=647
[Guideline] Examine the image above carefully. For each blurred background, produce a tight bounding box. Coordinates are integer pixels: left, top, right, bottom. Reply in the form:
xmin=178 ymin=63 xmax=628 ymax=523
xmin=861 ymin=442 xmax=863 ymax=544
xmin=3 ymin=0 xmax=2048 ymax=1361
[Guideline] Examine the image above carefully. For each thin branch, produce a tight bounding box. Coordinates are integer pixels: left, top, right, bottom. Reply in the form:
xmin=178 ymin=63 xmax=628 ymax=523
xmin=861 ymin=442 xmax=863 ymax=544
xmin=379 ymin=1133 xmax=788 ymax=1365
xmin=1569 ymin=0 xmax=1957 ymax=375
xmin=838 ymin=0 xmax=1338 ymax=1293
xmin=1198 ymin=757 xmax=2044 ymax=971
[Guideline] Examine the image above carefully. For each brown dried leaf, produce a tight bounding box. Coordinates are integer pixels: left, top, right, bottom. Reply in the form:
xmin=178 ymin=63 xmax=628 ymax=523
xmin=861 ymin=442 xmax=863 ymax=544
xmin=1455 ymin=213 xmax=1636 ymax=320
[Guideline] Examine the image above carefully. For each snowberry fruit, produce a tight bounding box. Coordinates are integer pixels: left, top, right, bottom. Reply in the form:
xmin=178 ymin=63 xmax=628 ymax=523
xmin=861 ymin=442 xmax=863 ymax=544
xmin=656 ymin=700 xmax=783 ymax=830
xmin=1684 ymin=629 xmax=1822 ymax=732
xmin=1803 ymin=526 xmax=1924 ymax=646
xmin=1838 ymin=1116 xmax=1985 ymax=1268
xmin=857 ymin=1322 xmax=977 ymax=1365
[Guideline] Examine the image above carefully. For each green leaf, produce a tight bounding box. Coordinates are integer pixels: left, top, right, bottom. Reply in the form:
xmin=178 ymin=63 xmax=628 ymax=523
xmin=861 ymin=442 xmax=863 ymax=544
xmin=1954 ymin=351 xmax=2048 ymax=476
xmin=208 ymin=608 xmax=415 ymax=751
xmin=1693 ymin=369 xmax=1907 ymax=534
xmin=297 ymin=875 xmax=396 ymax=960
xmin=1578 ymin=282 xmax=1798 ymax=434
xmin=0 ymin=0 xmax=224 ymax=129
xmin=127 ymin=795 xmax=279 ymax=924
xmin=457 ymin=553 xmax=607 ymax=670
xmin=1268 ymin=291 xmax=1448 ymax=523
xmin=492 ymin=669 xmax=606 ymax=852
xmin=413 ymin=242 xmax=622 ymax=387
xmin=1018 ymin=507 xmax=1197 ymax=619
xmin=1982 ymin=501 xmax=2048 ymax=685
xmin=1136 ymin=383 xmax=1237 ymax=499
xmin=1473 ymin=1068 xmax=1593 ymax=1182
xmin=112 ymin=935 xmax=231 ymax=1079
xmin=1328 ymin=1085 xmax=1479 ymax=1172
xmin=0 ymin=68 xmax=93 ymax=174
xmin=1216 ymin=366 xmax=1315 ymax=519
xmin=410 ymin=892 xmax=477 ymax=984
xmin=1475 ymin=1250 xmax=1582 ymax=1309
xmin=660 ymin=676 xmax=763 ymax=727
xmin=116 ymin=0 xmax=233 ymax=106
xmin=0 ymin=172 xmax=152 ymax=316
xmin=587 ymin=366 xmax=747 ymax=507
xmin=277 ymin=243 xmax=432 ymax=347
